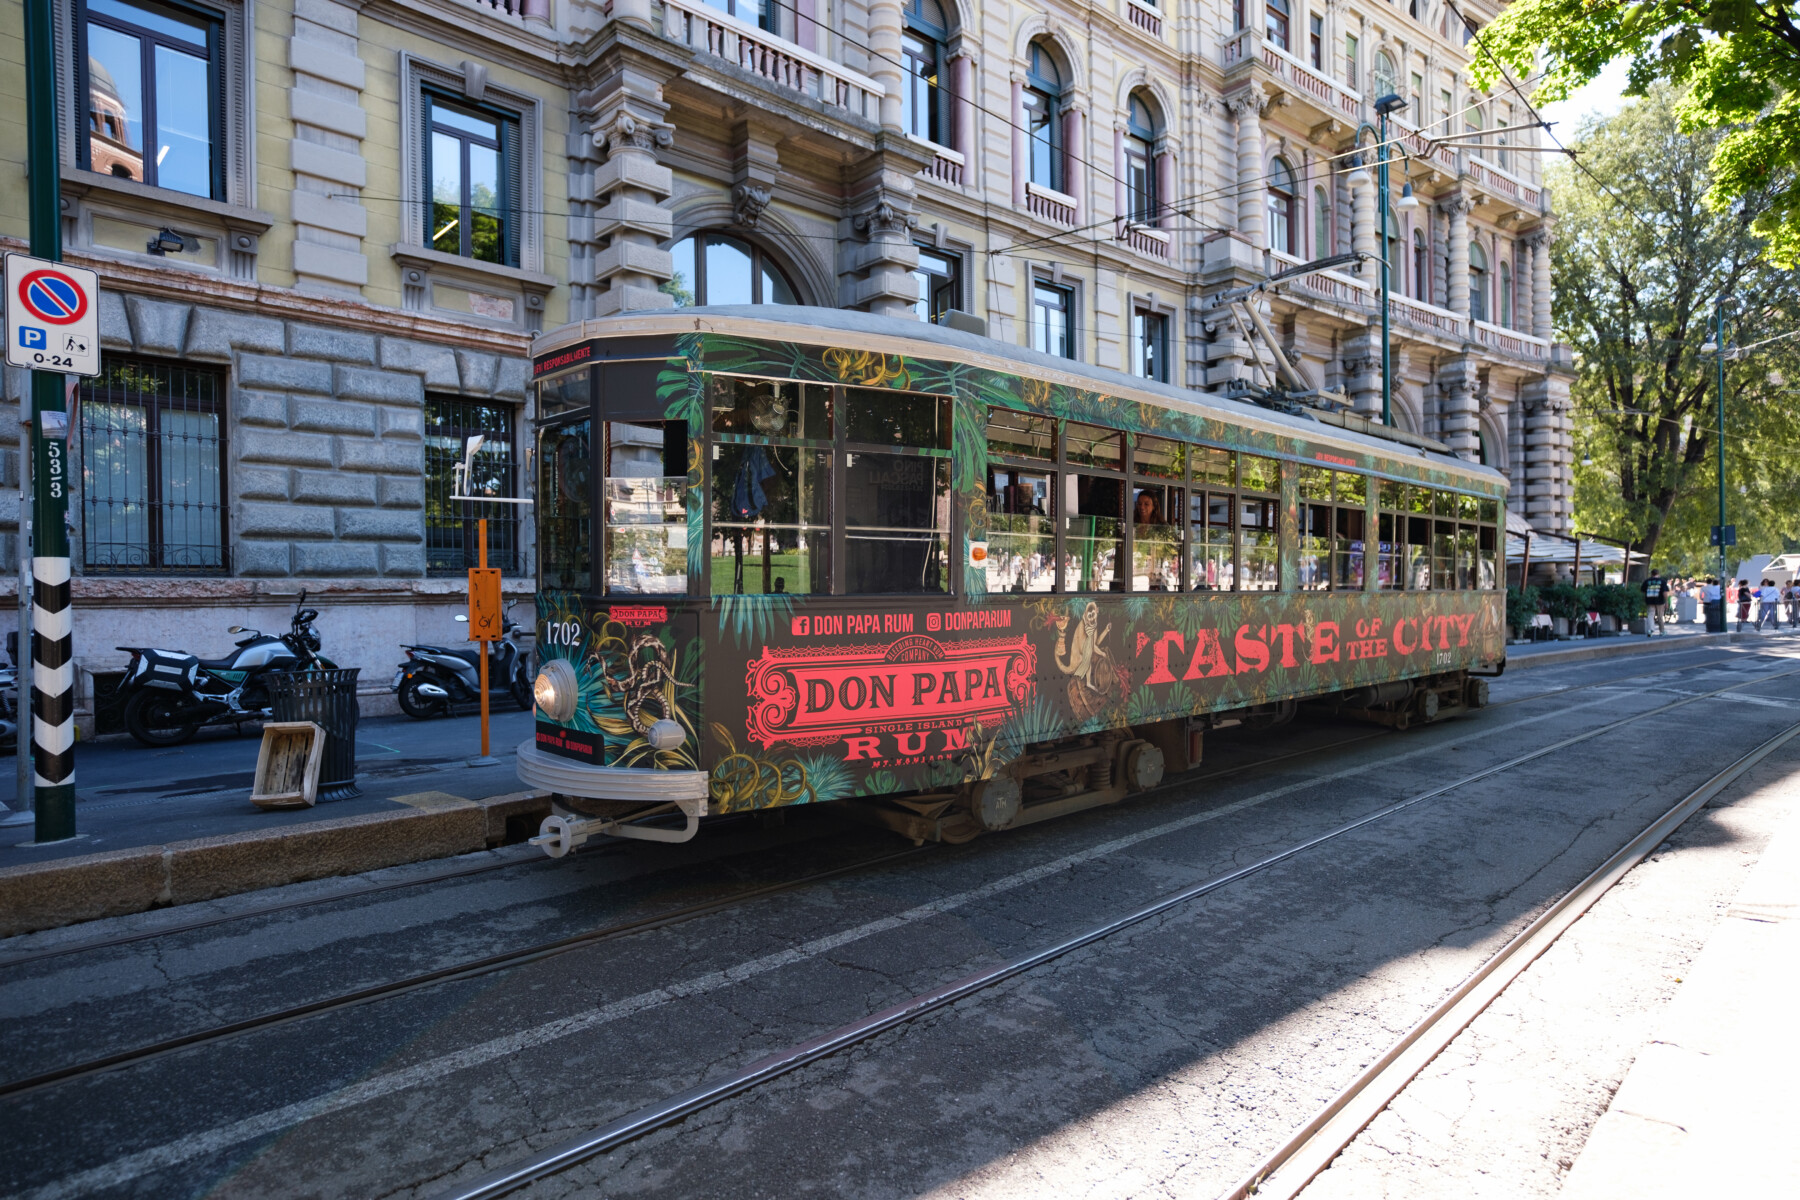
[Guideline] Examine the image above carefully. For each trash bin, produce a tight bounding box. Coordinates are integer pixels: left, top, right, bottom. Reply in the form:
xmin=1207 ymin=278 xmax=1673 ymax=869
xmin=268 ymin=668 xmax=362 ymax=800
xmin=1704 ymin=599 xmax=1726 ymax=633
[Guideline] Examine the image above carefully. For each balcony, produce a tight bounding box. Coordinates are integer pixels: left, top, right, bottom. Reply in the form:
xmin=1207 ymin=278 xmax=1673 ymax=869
xmin=1468 ymin=156 xmax=1545 ymax=214
xmin=662 ymin=0 xmax=885 ymax=123
xmin=1121 ymin=224 xmax=1170 ymax=258
xmin=1389 ymin=292 xmax=1466 ymax=339
xmin=1474 ymin=319 xmax=1550 ymax=359
xmin=1027 ymin=182 xmax=1077 ymax=225
xmin=1125 ymin=0 xmax=1162 ymax=38
xmin=1389 ymin=117 xmax=1461 ymax=178
xmin=1225 ymin=30 xmax=1362 ymax=122
xmin=919 ymin=143 xmax=965 ymax=188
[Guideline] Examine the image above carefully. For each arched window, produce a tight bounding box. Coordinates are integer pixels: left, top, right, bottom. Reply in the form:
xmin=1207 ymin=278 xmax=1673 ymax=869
xmin=1373 ymin=51 xmax=1398 ymax=100
xmin=902 ymin=0 xmax=948 ymax=146
xmin=1024 ymin=42 xmax=1063 ymax=193
xmin=662 ymin=233 xmax=801 ymax=307
xmin=1267 ymin=157 xmax=1296 ymax=254
xmin=1468 ymin=239 xmax=1488 ymax=323
xmin=1314 ymin=186 xmax=1331 ymax=257
xmin=1124 ymin=93 xmax=1159 ymax=223
xmin=1499 ymin=259 xmax=1513 ymax=328
xmin=1265 ymin=0 xmax=1290 ymax=50
xmin=1412 ymin=228 xmax=1429 ymax=302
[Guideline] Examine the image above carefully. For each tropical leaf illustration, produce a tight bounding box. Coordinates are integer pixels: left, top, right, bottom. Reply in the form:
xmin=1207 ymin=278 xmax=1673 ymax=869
xmin=714 ymin=592 xmax=797 ymax=648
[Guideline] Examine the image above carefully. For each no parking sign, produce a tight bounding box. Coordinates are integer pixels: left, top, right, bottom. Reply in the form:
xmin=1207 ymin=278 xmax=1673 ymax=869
xmin=4 ymin=253 xmax=100 ymax=377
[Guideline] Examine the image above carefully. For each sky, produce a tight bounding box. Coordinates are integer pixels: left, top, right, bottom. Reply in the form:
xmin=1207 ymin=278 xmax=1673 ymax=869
xmin=1534 ymin=56 xmax=1636 ymax=145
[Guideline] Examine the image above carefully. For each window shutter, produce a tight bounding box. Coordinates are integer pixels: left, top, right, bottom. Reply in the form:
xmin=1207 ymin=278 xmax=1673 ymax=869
xmin=503 ymin=116 xmax=523 ymax=269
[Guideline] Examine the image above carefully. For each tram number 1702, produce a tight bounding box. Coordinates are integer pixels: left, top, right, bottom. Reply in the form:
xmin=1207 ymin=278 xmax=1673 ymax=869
xmin=543 ymin=620 xmax=583 ymax=648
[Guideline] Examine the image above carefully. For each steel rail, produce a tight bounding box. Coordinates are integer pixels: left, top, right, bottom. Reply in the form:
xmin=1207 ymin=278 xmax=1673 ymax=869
xmin=1 ymin=647 xmax=1754 ymax=970
xmin=427 ymin=662 xmax=1800 ymax=1200
xmin=1221 ymin=717 xmax=1800 ymax=1200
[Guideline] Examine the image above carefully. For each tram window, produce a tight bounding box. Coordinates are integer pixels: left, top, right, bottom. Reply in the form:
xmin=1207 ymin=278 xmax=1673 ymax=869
xmin=1133 ymin=435 xmax=1184 ymax=479
xmin=1433 ymin=520 xmax=1455 ymax=589
xmin=1194 ymin=445 xmax=1236 ymax=488
xmin=844 ymin=389 xmax=951 ymax=449
xmin=1458 ymin=493 xmax=1481 ymax=521
xmin=538 ymin=419 xmax=592 ymax=593
xmin=1338 ymin=472 xmax=1367 ymax=507
xmin=538 ymin=368 xmax=590 ymax=418
xmin=1479 ymin=497 xmax=1499 ymax=524
xmin=1190 ymin=492 xmax=1235 ymax=591
xmin=1406 ymin=516 xmax=1433 ymax=589
xmin=1456 ymin=525 xmax=1478 ymax=589
xmin=1336 ymin=507 xmax=1366 ymax=589
xmin=1064 ymin=475 xmax=1124 ymax=591
xmin=1408 ymin=487 xmax=1433 ymax=516
xmin=1298 ymin=465 xmax=1333 ymax=502
xmin=1436 ymin=490 xmax=1459 ymax=518
xmin=843 ymin=453 xmax=950 ymax=593
xmin=709 ymin=443 xmax=831 ymax=595
xmin=987 ymin=408 xmax=1055 ymax=460
xmin=1239 ymin=454 xmax=1281 ymax=495
xmin=1479 ymin=525 xmax=1498 ymax=588
xmin=1380 ymin=479 xmax=1407 ymax=511
xmin=1240 ymin=497 xmax=1280 ymax=591
xmin=708 ymin=376 xmax=832 ymax=440
xmin=1300 ymin=503 xmax=1332 ymax=591
xmin=988 ymin=467 xmax=1056 ymax=593
xmin=1377 ymin=513 xmax=1403 ymax=590
xmin=1132 ymin=484 xmax=1183 ymax=591
xmin=602 ymin=420 xmax=688 ymax=595
xmin=1066 ymin=423 xmax=1122 ymax=470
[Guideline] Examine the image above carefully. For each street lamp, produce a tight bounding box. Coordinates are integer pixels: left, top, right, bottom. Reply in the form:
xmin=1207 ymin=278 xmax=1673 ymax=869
xmin=1701 ymin=297 xmax=1738 ymax=590
xmin=1363 ymin=93 xmax=1409 ymax=428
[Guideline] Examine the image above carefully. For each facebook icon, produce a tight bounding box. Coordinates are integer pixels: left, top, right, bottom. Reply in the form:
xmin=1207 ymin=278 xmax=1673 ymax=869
xmin=18 ymin=328 xmax=45 ymax=350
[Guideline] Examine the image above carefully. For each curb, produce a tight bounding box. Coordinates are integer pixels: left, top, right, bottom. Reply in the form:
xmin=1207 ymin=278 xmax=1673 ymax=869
xmin=0 ymin=789 xmax=551 ymax=938
xmin=1504 ymin=632 xmax=1742 ymax=671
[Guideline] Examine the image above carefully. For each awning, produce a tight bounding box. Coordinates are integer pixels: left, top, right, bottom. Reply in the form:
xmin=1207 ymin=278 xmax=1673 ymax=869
xmin=1506 ymin=536 xmax=1628 ymax=565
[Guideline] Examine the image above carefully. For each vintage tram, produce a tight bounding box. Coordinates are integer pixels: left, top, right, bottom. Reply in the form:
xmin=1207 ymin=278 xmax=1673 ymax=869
xmin=519 ymin=307 xmax=1506 ymax=854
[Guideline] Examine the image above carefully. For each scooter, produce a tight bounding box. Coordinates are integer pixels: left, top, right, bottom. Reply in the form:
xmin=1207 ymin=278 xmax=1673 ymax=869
xmin=115 ymin=592 xmax=335 ymax=747
xmin=392 ymin=605 xmax=533 ymax=718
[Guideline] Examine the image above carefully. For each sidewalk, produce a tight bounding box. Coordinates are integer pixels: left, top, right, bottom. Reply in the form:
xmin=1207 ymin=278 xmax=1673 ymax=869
xmin=1503 ymin=616 xmax=1800 ymax=670
xmin=1559 ymin=790 xmax=1800 ymax=1198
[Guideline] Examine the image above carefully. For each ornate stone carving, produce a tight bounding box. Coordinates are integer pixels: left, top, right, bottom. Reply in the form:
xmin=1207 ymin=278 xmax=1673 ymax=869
xmin=594 ymin=110 xmax=673 ymax=155
xmin=852 ymin=190 xmax=918 ymax=239
xmin=732 ymin=183 xmax=773 ymax=229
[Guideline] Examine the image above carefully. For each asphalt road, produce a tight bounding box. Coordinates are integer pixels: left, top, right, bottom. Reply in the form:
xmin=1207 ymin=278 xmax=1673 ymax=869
xmin=3 ymin=644 xmax=1797 ymax=1199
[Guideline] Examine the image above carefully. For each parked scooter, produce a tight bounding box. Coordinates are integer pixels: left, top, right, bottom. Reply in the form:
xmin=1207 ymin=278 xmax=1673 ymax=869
xmin=115 ymin=592 xmax=334 ymax=747
xmin=392 ymin=605 xmax=533 ymax=718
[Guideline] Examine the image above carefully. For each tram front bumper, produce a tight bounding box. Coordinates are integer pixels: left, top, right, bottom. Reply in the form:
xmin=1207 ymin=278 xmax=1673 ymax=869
xmin=516 ymin=738 xmax=710 ymax=853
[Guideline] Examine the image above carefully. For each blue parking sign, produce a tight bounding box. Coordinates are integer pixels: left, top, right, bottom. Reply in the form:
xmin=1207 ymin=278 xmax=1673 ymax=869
xmin=19 ymin=327 xmax=45 ymax=349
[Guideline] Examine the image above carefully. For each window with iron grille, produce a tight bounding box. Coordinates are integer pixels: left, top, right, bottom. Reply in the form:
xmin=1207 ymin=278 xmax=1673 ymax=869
xmin=79 ymin=355 xmax=227 ymax=574
xmin=426 ymin=395 xmax=520 ymax=575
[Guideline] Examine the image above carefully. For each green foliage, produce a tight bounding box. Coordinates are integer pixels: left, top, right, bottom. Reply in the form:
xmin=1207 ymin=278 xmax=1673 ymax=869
xmin=1506 ymin=585 xmax=1542 ymax=632
xmin=1538 ymin=88 xmax=1800 ymax=572
xmin=1539 ymin=583 xmax=1586 ymax=621
xmin=1589 ymin=582 xmax=1648 ymax=621
xmin=1474 ymin=1 xmax=1800 ymax=265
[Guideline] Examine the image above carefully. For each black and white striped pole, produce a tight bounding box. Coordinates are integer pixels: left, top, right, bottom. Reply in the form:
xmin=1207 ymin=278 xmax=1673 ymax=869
xmin=20 ymin=0 xmax=77 ymax=842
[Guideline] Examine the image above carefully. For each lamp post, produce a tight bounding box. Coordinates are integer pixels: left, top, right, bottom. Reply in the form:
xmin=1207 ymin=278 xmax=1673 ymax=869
xmin=1702 ymin=299 xmax=1735 ymax=587
xmin=1362 ymin=95 xmax=1413 ymax=428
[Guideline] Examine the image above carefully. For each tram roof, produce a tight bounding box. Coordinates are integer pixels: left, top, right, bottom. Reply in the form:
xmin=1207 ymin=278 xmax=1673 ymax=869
xmin=534 ymin=306 xmax=1505 ymax=490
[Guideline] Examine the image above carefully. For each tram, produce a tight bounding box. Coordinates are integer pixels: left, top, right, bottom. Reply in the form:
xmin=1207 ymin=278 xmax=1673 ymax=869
xmin=519 ymin=307 xmax=1505 ymax=853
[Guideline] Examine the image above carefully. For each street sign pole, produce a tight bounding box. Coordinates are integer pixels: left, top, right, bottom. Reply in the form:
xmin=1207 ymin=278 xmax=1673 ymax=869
xmin=24 ymin=0 xmax=77 ymax=843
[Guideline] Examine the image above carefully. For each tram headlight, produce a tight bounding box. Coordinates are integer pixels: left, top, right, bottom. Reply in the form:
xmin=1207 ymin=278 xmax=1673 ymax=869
xmin=646 ymin=718 xmax=685 ymax=751
xmin=533 ymin=659 xmax=577 ymax=722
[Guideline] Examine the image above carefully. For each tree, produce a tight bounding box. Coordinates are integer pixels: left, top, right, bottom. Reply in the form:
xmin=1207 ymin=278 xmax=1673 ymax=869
xmin=1551 ymin=87 xmax=1800 ymax=571
xmin=1473 ymin=1 xmax=1800 ymax=267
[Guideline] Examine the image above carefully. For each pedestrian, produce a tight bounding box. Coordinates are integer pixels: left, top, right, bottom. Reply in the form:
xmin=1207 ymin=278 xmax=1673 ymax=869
xmin=1736 ymin=580 xmax=1754 ymax=632
xmin=1757 ymin=579 xmax=1783 ymax=631
xmin=1641 ymin=568 xmax=1668 ymax=636
xmin=1787 ymin=580 xmax=1800 ymax=627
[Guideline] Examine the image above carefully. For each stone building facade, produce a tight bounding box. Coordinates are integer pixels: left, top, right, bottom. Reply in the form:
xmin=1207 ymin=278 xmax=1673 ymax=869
xmin=0 ymin=0 xmax=1572 ymax=732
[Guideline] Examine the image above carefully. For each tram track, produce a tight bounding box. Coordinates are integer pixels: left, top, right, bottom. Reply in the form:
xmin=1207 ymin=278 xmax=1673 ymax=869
xmin=0 ymin=646 xmax=1754 ymax=973
xmin=1 ymin=649 xmax=1781 ymax=1106
xmin=424 ymin=660 xmax=1800 ymax=1199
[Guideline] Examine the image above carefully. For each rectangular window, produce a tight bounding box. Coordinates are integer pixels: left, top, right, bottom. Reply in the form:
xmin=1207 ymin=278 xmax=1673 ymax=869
xmin=843 ymin=453 xmax=950 ymax=593
xmin=708 ymin=375 xmax=831 ymax=595
xmin=1190 ymin=491 xmax=1235 ymax=591
xmin=987 ymin=408 xmax=1056 ymax=460
xmin=1133 ymin=308 xmax=1170 ymax=383
xmin=538 ymin=419 xmax=592 ymax=593
xmin=537 ymin=367 xmax=590 ymax=418
xmin=1344 ymin=34 xmax=1358 ymax=88
xmin=1266 ymin=0 xmax=1290 ymax=50
xmin=987 ymin=466 xmax=1056 ymax=593
xmin=842 ymin=389 xmax=951 ymax=450
xmin=1133 ymin=435 xmax=1185 ymax=479
xmin=602 ymin=421 xmax=687 ymax=594
xmin=913 ymin=245 xmax=962 ymax=322
xmin=1439 ymin=88 xmax=1452 ymax=131
xmin=79 ymin=355 xmax=226 ymax=573
xmin=1131 ymin=482 xmax=1182 ymax=591
xmin=426 ymin=396 xmax=521 ymax=576
xmin=426 ymin=91 xmax=520 ymax=267
xmin=902 ymin=30 xmax=944 ymax=145
xmin=1032 ymin=281 xmax=1075 ymax=358
xmin=1239 ymin=497 xmax=1280 ymax=591
xmin=1309 ymin=14 xmax=1323 ymax=69
xmin=81 ymin=0 xmax=221 ymax=198
xmin=1064 ymin=474 xmax=1124 ymax=591
xmin=1065 ymin=423 xmax=1122 ymax=470
xmin=1411 ymin=72 xmax=1424 ymax=124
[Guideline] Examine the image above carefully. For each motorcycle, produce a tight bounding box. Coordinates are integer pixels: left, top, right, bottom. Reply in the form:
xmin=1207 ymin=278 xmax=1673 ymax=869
xmin=116 ymin=592 xmax=334 ymax=748
xmin=392 ymin=605 xmax=533 ymax=718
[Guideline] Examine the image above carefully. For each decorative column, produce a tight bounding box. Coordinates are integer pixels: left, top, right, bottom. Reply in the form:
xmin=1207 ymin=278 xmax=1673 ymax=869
xmin=1445 ymin=194 xmax=1471 ymax=323
xmin=845 ymin=177 xmax=921 ymax=316
xmin=1011 ymin=75 xmax=1027 ymax=208
xmin=868 ymin=0 xmax=904 ymax=132
xmin=1430 ymin=206 xmax=1447 ymax=307
xmin=1063 ymin=105 xmax=1085 ymax=220
xmin=1113 ymin=123 xmax=1127 ymax=219
xmin=1231 ymin=87 xmax=1265 ymax=244
xmin=589 ymin=90 xmax=676 ymax=317
xmin=1349 ymin=159 xmax=1375 ymax=265
xmin=951 ymin=54 xmax=974 ymax=155
xmin=1437 ymin=356 xmax=1480 ymax=458
xmin=1156 ymin=148 xmax=1176 ymax=229
xmin=1528 ymin=225 xmax=1552 ymax=339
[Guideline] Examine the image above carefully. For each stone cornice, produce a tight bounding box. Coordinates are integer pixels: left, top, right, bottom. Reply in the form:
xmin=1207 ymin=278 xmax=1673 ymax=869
xmin=0 ymin=235 xmax=532 ymax=356
xmin=361 ymin=0 xmax=565 ymax=81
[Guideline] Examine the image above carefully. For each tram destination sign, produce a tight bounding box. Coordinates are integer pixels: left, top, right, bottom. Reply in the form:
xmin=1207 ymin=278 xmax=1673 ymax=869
xmin=4 ymin=254 xmax=100 ymax=377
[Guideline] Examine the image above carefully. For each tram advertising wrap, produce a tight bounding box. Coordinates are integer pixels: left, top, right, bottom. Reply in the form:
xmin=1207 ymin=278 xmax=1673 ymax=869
xmin=526 ymin=312 xmax=1506 ymax=827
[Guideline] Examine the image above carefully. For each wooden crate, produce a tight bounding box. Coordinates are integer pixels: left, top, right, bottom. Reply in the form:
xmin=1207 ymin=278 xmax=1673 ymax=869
xmin=250 ymin=721 xmax=326 ymax=809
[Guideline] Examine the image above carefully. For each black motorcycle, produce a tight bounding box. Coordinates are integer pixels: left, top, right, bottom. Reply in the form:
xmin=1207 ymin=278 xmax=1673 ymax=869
xmin=393 ymin=606 xmax=533 ymax=718
xmin=116 ymin=593 xmax=334 ymax=747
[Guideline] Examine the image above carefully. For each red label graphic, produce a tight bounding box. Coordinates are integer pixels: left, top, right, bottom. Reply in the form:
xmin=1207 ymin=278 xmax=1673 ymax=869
xmin=610 ymin=605 xmax=668 ymax=626
xmin=745 ymin=634 xmax=1036 ymax=750
xmin=534 ymin=344 xmax=592 ymax=375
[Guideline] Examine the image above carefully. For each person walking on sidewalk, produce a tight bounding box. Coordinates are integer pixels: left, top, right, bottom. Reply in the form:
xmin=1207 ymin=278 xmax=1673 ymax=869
xmin=1756 ymin=580 xmax=1783 ymax=631
xmin=1641 ymin=569 xmax=1668 ymax=635
xmin=1787 ymin=580 xmax=1800 ymax=627
xmin=1737 ymin=580 xmax=1754 ymax=632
